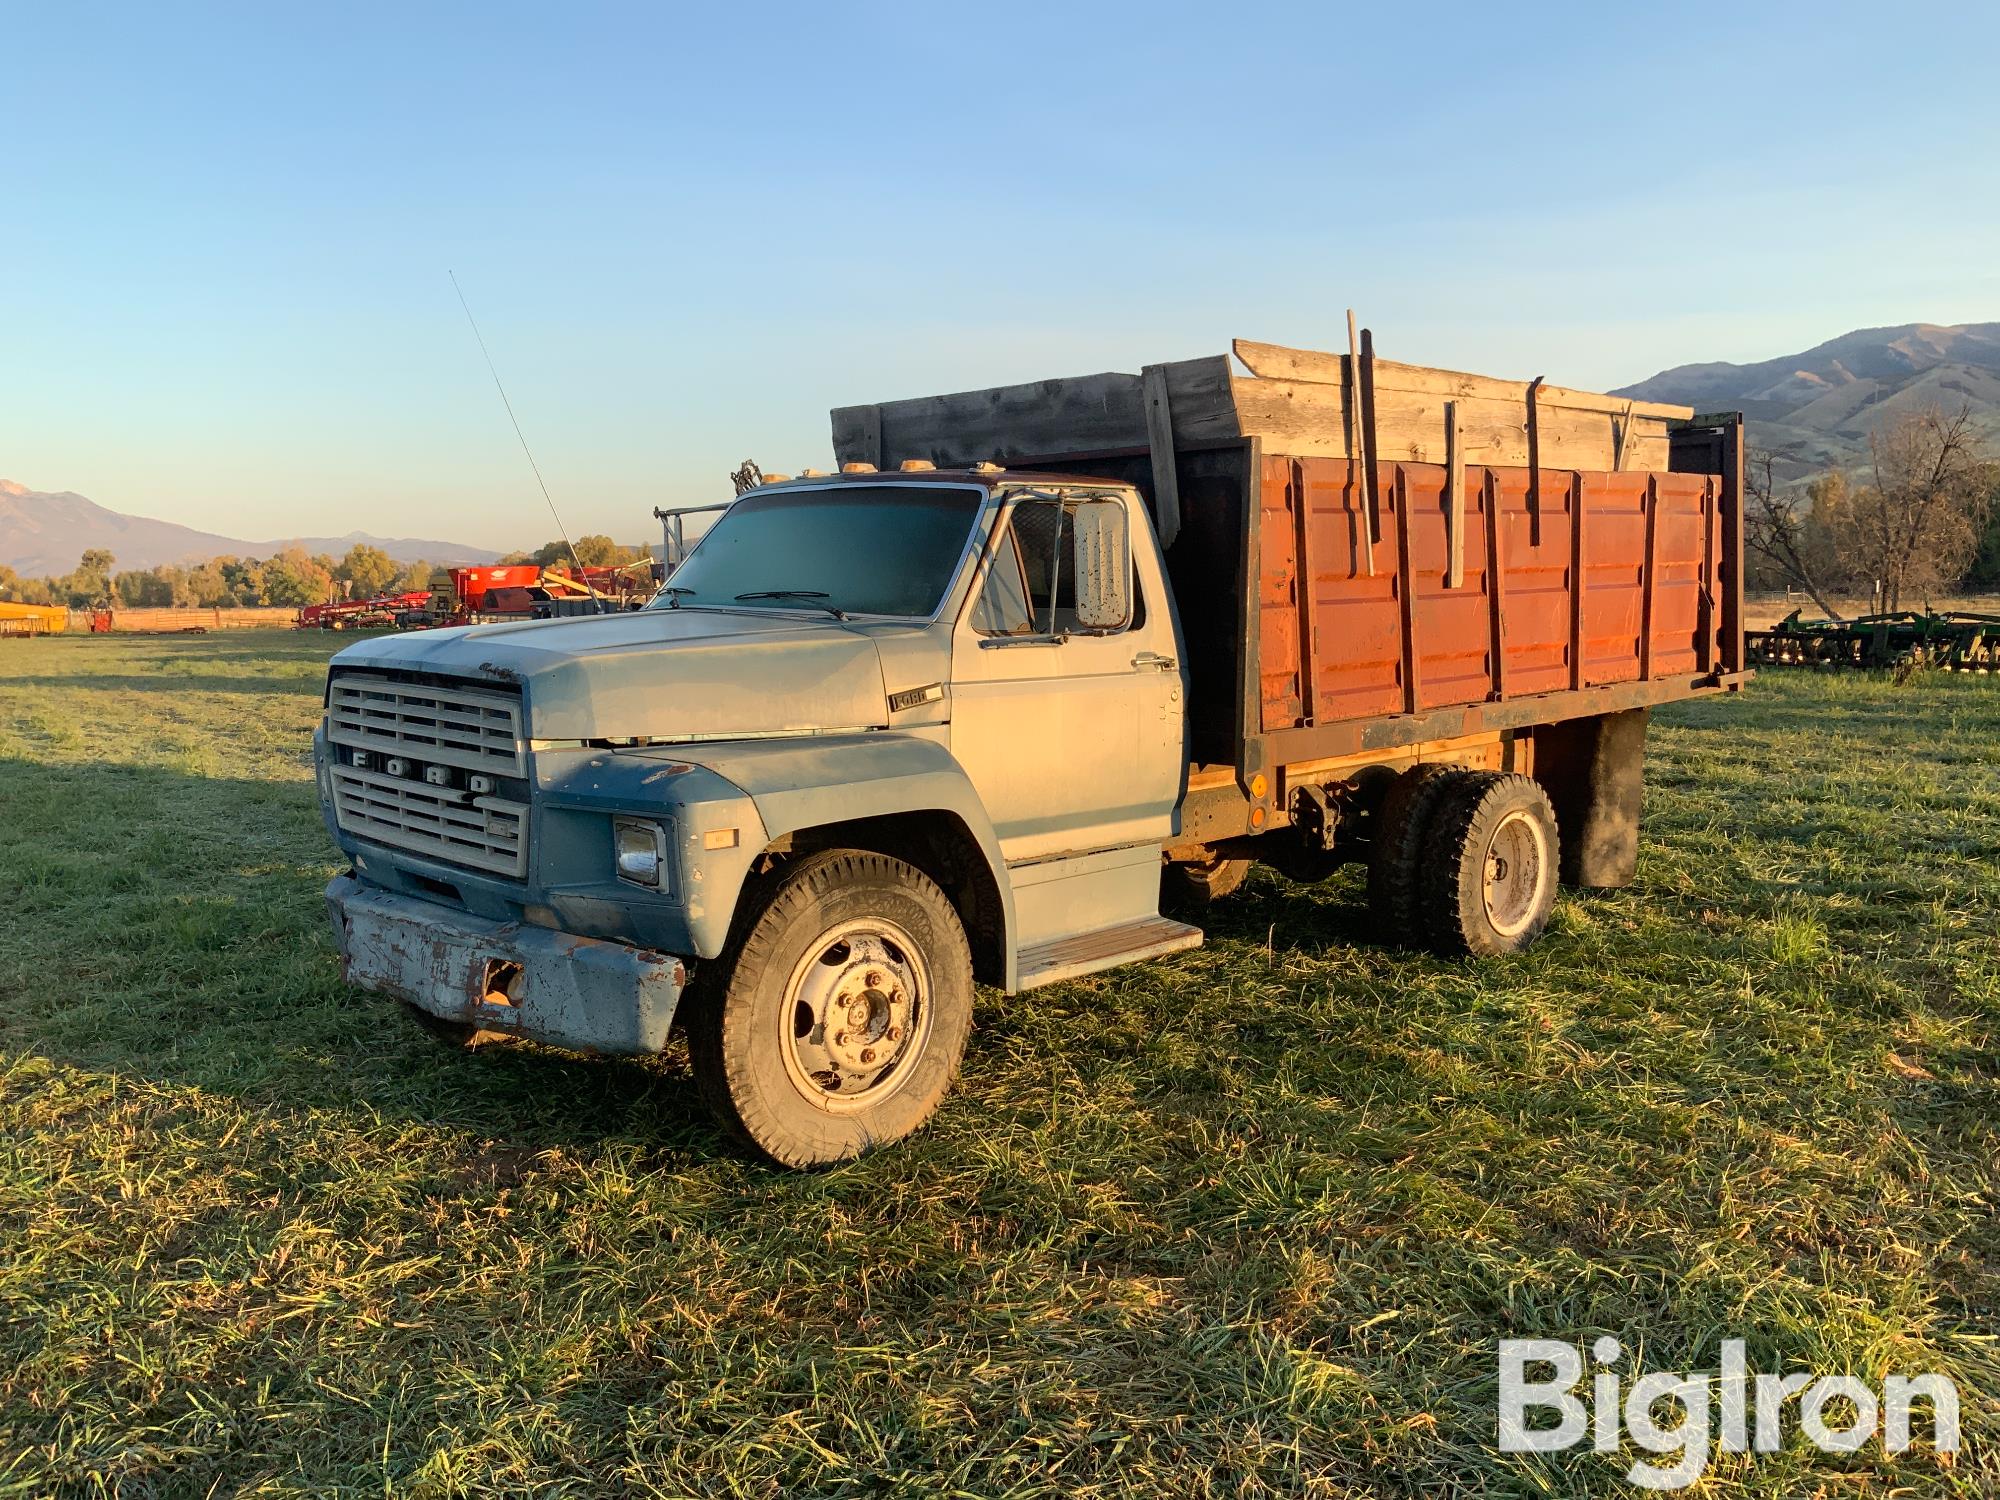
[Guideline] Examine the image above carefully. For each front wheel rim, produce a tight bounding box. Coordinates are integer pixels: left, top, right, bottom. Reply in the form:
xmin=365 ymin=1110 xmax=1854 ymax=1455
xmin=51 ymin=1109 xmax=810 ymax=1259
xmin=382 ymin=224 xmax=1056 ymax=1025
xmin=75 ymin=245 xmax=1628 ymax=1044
xmin=777 ymin=917 xmax=933 ymax=1115
xmin=1483 ymin=808 xmax=1551 ymax=938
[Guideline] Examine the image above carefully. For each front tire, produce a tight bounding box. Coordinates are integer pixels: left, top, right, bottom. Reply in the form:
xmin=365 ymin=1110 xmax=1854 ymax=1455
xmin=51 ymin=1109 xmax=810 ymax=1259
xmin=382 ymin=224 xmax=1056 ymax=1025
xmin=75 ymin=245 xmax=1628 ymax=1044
xmin=684 ymin=850 xmax=974 ymax=1166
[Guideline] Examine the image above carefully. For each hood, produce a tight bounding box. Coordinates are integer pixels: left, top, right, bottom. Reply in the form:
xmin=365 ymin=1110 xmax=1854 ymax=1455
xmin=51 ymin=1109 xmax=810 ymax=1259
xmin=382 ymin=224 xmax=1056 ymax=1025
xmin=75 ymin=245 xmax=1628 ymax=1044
xmin=327 ymin=607 xmax=889 ymax=742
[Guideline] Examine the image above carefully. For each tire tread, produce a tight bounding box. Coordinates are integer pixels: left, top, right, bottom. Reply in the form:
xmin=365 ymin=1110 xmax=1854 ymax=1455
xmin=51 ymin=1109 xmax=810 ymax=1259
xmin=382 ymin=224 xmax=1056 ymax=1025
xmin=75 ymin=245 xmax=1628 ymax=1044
xmin=1417 ymin=772 xmax=1560 ymax=957
xmin=1368 ymin=765 xmax=1476 ymax=946
xmin=685 ymin=849 xmax=972 ymax=1166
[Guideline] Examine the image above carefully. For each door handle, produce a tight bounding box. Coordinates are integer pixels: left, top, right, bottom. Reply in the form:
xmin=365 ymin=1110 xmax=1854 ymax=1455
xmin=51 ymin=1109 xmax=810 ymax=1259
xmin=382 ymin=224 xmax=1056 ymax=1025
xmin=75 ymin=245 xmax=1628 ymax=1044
xmin=1132 ymin=651 xmax=1177 ymax=671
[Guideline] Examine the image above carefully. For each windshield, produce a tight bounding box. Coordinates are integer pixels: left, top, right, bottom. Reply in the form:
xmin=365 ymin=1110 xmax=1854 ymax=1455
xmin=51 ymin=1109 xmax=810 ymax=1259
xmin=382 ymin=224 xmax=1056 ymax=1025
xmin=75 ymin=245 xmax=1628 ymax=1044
xmin=653 ymin=484 xmax=983 ymax=618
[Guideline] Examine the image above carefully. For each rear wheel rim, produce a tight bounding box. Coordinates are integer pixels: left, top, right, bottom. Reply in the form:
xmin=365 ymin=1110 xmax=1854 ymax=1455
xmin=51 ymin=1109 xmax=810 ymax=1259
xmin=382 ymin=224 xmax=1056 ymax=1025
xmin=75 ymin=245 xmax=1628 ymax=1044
xmin=778 ymin=917 xmax=932 ymax=1115
xmin=1483 ymin=808 xmax=1551 ymax=938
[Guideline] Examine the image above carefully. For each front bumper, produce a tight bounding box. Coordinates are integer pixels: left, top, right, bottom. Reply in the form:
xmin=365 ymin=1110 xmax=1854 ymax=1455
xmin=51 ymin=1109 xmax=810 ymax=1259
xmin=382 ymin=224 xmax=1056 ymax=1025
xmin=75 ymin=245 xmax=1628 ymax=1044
xmin=324 ymin=873 xmax=690 ymax=1054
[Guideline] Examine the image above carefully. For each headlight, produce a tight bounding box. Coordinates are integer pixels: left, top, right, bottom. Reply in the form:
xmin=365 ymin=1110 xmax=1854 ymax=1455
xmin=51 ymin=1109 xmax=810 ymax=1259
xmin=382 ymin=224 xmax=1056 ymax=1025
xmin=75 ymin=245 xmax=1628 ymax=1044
xmin=613 ymin=818 xmax=668 ymax=889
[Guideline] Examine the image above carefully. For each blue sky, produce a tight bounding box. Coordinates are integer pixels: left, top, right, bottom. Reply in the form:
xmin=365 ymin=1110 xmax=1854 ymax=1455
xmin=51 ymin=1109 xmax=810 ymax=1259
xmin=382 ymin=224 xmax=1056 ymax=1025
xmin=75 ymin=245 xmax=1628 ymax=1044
xmin=6 ymin=1 xmax=1997 ymax=549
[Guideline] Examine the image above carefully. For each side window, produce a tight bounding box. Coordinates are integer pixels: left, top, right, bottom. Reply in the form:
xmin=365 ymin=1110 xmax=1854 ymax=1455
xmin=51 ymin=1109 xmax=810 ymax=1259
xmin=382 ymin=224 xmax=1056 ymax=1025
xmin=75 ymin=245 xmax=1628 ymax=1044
xmin=971 ymin=527 xmax=1034 ymax=635
xmin=974 ymin=496 xmax=1135 ymax=637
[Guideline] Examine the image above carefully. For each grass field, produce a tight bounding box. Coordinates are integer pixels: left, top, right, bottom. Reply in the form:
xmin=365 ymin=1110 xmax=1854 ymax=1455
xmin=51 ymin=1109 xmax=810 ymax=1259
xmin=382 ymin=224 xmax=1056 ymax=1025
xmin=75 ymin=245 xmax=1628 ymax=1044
xmin=2 ymin=633 xmax=1996 ymax=1497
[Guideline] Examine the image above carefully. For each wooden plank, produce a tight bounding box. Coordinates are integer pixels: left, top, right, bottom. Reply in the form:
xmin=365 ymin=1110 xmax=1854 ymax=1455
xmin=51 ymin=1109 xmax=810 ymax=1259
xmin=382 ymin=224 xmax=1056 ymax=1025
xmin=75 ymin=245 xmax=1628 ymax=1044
xmin=1568 ymin=473 xmax=1586 ymax=690
xmin=1360 ymin=327 xmax=1384 ymax=554
xmin=1139 ymin=363 xmax=1183 ymax=548
xmin=1526 ymin=376 xmax=1544 ymax=548
xmin=1393 ymin=465 xmax=1418 ymax=715
xmin=833 ymin=345 xmax=1680 ymax=474
xmin=1225 ymin=375 xmax=1672 ymax=470
xmin=1239 ymin=442 xmax=1273 ymax=811
xmin=1638 ymin=473 xmax=1659 ymax=680
xmin=1444 ymin=401 xmax=1465 ymax=588
xmin=1254 ymin=673 xmax=1734 ymax=783
xmin=830 ymin=355 xmax=1239 ymax=469
xmin=1290 ymin=459 xmax=1318 ymax=724
xmin=1483 ymin=467 xmax=1507 ymax=701
xmin=1346 ymin=312 xmax=1374 ymax=574
xmin=1232 ymin=338 xmax=1693 ymax=421
xmin=1277 ymin=727 xmax=1514 ymax=790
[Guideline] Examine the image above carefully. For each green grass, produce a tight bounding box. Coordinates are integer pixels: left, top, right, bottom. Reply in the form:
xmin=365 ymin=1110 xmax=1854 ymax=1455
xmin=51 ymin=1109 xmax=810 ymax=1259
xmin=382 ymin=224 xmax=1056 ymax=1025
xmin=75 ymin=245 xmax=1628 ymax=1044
xmin=1 ymin=632 xmax=1995 ymax=1497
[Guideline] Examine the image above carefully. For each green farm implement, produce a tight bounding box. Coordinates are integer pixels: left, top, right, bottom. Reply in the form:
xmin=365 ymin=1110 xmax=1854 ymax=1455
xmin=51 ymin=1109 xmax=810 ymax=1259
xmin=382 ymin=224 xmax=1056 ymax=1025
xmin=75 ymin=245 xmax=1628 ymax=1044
xmin=1747 ymin=609 xmax=2000 ymax=671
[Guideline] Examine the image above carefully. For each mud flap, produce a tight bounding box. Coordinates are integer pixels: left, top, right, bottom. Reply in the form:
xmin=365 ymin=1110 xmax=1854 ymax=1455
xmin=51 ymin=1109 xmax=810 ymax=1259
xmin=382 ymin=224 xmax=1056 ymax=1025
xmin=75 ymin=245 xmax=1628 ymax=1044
xmin=1532 ymin=707 xmax=1648 ymax=889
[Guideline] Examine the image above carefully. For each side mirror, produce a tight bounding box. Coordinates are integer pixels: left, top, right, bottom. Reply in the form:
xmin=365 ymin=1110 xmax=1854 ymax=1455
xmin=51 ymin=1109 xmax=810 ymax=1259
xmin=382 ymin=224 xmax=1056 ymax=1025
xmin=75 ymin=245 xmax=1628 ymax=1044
xmin=1071 ymin=499 xmax=1130 ymax=630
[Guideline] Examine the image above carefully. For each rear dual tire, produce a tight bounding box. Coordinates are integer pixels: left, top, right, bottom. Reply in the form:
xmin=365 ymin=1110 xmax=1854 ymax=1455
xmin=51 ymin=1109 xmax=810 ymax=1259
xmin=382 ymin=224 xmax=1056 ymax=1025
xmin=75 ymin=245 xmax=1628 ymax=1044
xmin=1368 ymin=767 xmax=1560 ymax=957
xmin=1418 ymin=773 xmax=1560 ymax=957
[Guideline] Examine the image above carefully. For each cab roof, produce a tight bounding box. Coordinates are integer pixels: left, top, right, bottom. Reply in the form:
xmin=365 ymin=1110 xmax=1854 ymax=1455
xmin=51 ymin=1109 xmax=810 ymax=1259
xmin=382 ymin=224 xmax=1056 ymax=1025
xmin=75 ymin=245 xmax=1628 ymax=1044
xmin=750 ymin=466 xmax=1129 ymax=493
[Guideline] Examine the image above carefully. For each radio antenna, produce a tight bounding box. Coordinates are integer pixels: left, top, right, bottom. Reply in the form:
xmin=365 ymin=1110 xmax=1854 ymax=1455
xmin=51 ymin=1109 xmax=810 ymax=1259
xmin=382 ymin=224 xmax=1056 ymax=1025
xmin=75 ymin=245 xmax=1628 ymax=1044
xmin=448 ymin=270 xmax=601 ymax=611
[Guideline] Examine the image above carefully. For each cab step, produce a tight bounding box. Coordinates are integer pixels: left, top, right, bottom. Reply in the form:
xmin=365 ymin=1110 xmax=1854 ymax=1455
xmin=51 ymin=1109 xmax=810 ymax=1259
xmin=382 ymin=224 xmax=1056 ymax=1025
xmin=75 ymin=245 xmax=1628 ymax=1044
xmin=1015 ymin=915 xmax=1203 ymax=991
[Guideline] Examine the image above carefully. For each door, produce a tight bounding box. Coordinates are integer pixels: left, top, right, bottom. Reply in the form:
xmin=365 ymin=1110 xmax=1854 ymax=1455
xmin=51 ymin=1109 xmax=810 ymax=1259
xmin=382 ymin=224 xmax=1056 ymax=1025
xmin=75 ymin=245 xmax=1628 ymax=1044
xmin=948 ymin=490 xmax=1184 ymax=864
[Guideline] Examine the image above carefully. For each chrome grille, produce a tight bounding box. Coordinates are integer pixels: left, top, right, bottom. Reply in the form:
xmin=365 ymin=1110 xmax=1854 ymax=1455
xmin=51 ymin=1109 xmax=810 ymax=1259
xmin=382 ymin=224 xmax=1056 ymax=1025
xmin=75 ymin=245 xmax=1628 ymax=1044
xmin=328 ymin=674 xmax=525 ymax=776
xmin=331 ymin=764 xmax=528 ymax=878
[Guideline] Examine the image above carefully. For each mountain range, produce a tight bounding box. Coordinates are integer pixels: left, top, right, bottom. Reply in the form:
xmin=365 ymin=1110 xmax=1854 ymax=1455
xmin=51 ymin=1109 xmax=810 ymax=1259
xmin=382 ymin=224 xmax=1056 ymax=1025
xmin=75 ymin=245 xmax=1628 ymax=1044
xmin=0 ymin=481 xmax=498 ymax=577
xmin=1614 ymin=321 xmax=2000 ymax=482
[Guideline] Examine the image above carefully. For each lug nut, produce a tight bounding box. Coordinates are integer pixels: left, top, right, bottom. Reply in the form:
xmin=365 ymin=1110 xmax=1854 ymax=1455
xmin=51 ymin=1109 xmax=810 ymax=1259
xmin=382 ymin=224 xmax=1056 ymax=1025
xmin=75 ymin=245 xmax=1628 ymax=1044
xmin=833 ymin=1032 xmax=848 ymax=1047
xmin=887 ymin=1027 xmax=902 ymax=1041
xmin=860 ymin=1048 xmax=876 ymax=1064
xmin=866 ymin=971 xmax=885 ymax=987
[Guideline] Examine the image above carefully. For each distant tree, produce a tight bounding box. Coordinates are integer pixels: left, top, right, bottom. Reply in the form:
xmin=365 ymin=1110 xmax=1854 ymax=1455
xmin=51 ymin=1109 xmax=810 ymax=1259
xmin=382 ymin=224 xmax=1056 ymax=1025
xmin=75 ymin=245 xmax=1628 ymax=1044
xmin=216 ymin=558 xmax=263 ymax=606
xmin=530 ymin=535 xmax=641 ymax=569
xmin=577 ymin=535 xmax=640 ymax=567
xmin=153 ymin=565 xmax=196 ymax=606
xmin=393 ymin=558 xmax=436 ymax=593
xmin=495 ymin=550 xmax=535 ymax=566
xmin=336 ymin=543 xmax=397 ymax=599
xmin=113 ymin=569 xmax=175 ymax=607
xmin=1827 ymin=405 xmax=1993 ymax=612
xmin=260 ymin=546 xmax=336 ymax=607
xmin=0 ymin=564 xmax=18 ymax=601
xmin=61 ymin=549 xmax=117 ymax=607
xmin=1954 ymin=469 xmax=2000 ymax=589
xmin=1745 ymin=450 xmax=1845 ymax=618
xmin=178 ymin=560 xmax=228 ymax=606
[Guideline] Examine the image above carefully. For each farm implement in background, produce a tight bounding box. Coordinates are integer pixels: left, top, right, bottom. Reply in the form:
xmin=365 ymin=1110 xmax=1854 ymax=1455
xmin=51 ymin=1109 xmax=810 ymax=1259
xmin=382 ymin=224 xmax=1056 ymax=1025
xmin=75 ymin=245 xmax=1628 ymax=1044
xmin=295 ymin=560 xmax=662 ymax=631
xmin=297 ymin=591 xmax=436 ymax=631
xmin=0 ymin=602 xmax=69 ymax=637
xmin=1747 ymin=609 xmax=2000 ymax=672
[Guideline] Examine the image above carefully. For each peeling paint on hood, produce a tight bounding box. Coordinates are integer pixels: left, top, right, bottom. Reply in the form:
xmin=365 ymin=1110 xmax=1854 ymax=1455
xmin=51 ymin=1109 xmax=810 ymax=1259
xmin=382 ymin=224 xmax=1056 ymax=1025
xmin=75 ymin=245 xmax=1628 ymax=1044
xmin=327 ymin=608 xmax=889 ymax=742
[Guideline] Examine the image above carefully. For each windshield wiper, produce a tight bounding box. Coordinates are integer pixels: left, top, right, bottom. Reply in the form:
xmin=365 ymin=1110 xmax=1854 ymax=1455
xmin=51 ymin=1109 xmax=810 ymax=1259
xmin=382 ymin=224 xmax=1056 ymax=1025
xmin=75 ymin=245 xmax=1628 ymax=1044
xmin=658 ymin=585 xmax=697 ymax=608
xmin=733 ymin=590 xmax=847 ymax=620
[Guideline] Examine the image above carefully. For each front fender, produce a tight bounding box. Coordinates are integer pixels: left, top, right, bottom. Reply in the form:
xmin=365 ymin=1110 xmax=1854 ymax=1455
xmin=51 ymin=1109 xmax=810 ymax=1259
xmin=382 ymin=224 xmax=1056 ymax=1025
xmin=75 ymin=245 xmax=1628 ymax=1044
xmin=632 ymin=732 xmax=1013 ymax=963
